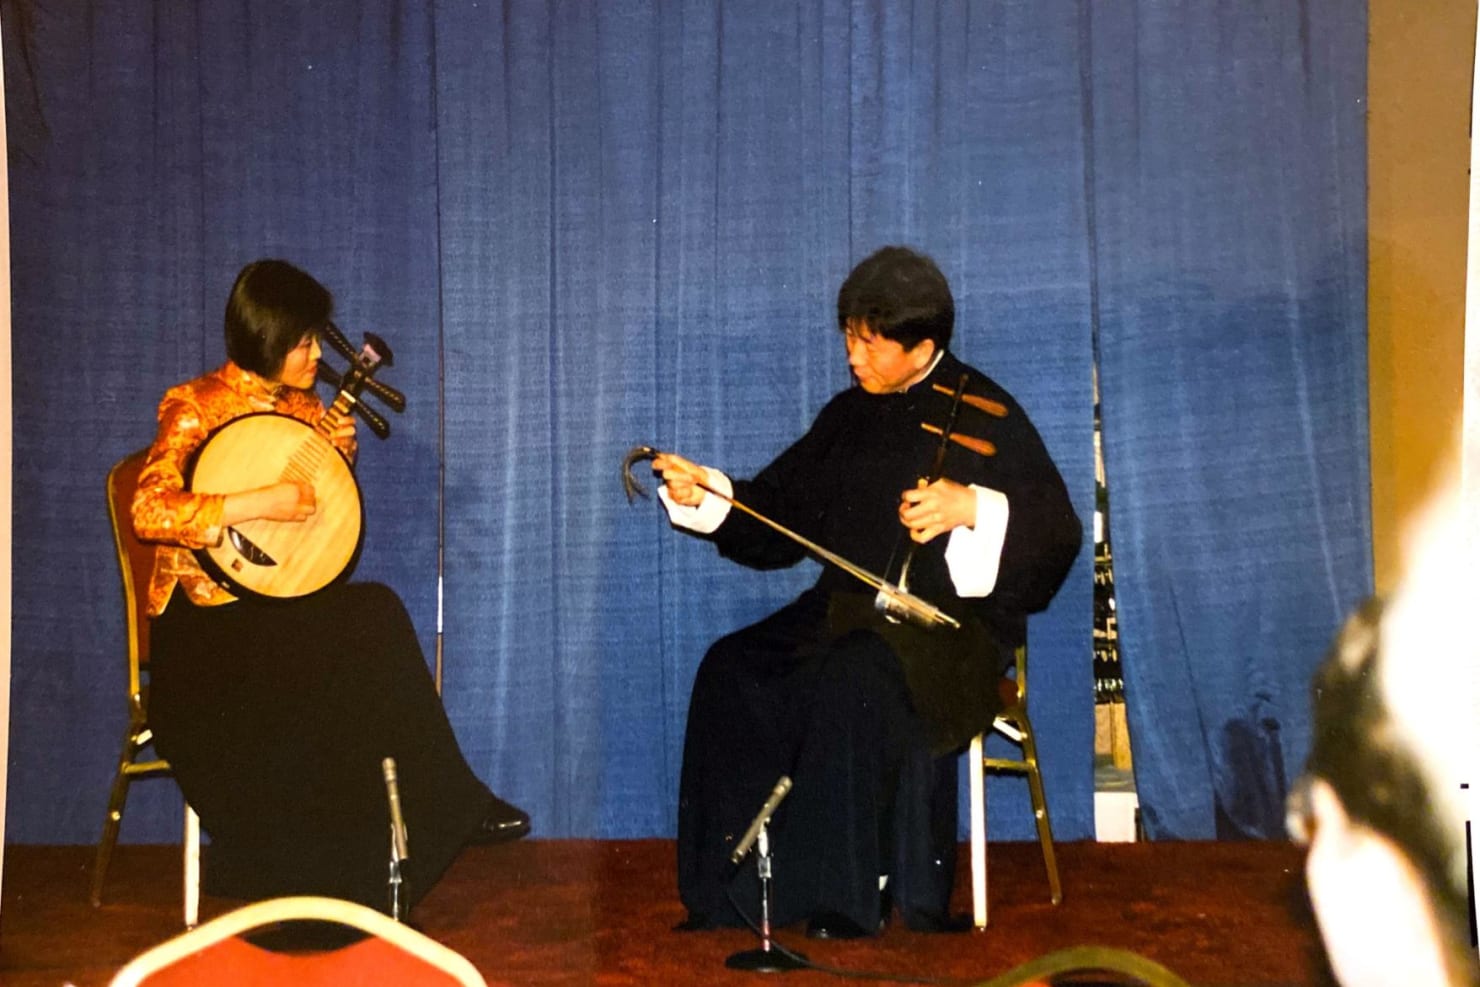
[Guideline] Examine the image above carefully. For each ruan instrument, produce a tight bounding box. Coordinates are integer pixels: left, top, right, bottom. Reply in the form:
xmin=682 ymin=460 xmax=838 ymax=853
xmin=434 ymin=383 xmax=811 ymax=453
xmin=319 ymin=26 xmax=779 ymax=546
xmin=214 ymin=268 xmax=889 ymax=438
xmin=188 ymin=325 xmax=405 ymax=600
xmin=622 ymin=445 xmax=961 ymax=631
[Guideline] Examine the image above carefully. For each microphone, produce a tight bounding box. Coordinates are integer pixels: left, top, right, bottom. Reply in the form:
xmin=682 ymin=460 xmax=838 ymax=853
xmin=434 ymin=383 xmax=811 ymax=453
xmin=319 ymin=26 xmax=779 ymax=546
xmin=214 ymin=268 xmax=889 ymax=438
xmin=382 ymin=757 xmax=409 ymax=863
xmin=730 ymin=776 xmax=792 ymax=865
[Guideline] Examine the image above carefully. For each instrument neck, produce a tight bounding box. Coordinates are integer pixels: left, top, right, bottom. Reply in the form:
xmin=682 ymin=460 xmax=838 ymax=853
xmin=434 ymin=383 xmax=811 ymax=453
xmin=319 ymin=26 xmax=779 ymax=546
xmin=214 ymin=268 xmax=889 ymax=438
xmin=314 ymin=389 xmax=354 ymax=437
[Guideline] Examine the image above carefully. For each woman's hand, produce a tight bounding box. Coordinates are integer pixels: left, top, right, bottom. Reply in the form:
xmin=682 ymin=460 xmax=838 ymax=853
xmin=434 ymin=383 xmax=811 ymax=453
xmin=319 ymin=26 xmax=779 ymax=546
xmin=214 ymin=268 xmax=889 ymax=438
xmin=651 ymin=452 xmax=710 ymax=507
xmin=223 ymin=481 xmax=317 ymax=526
xmin=322 ymin=393 xmax=356 ymax=455
xmin=322 ymin=393 xmax=356 ymax=443
xmin=325 ymin=418 xmax=357 ymax=445
xmin=899 ymin=478 xmax=976 ymax=544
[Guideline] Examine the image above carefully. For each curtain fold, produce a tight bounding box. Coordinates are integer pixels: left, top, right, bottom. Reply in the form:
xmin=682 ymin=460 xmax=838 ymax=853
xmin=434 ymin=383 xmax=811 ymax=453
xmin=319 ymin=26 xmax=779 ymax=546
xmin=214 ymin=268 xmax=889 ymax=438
xmin=1086 ymin=0 xmax=1371 ymax=838
xmin=4 ymin=0 xmax=1362 ymax=848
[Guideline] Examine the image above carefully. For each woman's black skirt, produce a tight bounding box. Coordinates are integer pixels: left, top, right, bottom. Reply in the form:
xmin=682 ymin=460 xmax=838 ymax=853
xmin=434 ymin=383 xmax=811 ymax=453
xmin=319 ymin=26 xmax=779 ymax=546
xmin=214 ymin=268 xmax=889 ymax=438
xmin=149 ymin=581 xmax=493 ymax=911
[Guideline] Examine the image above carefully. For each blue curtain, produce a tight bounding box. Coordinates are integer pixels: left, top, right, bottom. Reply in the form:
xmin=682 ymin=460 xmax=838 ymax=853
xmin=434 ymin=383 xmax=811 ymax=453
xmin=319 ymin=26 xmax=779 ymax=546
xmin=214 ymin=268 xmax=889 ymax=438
xmin=1087 ymin=3 xmax=1371 ymax=837
xmin=3 ymin=0 xmax=1363 ymax=847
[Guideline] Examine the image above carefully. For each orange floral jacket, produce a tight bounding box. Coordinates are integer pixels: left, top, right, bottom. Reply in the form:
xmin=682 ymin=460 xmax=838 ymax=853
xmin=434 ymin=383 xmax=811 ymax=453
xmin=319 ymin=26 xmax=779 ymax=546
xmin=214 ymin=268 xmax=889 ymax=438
xmin=131 ymin=361 xmax=357 ymax=616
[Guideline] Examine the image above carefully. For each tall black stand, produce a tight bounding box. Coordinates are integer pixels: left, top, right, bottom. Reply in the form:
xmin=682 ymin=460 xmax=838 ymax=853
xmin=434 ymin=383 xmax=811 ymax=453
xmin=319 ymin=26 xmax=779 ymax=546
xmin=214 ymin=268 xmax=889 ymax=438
xmin=726 ymin=824 xmax=807 ymax=972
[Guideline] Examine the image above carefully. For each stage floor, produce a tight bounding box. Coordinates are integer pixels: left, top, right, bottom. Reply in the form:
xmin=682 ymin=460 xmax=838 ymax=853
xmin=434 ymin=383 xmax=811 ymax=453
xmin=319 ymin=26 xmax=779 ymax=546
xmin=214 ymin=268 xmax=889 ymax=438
xmin=0 ymin=839 xmax=1334 ymax=986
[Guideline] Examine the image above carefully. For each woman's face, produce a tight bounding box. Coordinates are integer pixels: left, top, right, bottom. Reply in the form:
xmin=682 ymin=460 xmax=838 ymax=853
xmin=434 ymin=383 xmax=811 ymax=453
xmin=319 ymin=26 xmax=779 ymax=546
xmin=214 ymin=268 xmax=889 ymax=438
xmin=273 ymin=332 xmax=322 ymax=390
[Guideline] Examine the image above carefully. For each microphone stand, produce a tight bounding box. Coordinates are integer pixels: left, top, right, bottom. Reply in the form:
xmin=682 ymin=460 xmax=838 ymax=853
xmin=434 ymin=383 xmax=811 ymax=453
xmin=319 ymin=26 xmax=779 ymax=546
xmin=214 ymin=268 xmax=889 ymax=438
xmin=383 ymin=757 xmax=409 ymax=922
xmin=726 ymin=823 xmax=806 ymax=972
xmin=388 ymin=838 xmax=405 ymax=922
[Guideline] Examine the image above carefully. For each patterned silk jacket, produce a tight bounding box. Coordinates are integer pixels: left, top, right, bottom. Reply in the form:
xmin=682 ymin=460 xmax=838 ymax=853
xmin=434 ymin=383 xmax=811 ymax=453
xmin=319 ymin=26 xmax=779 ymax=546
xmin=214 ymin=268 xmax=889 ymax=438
xmin=132 ymin=361 xmax=356 ymax=616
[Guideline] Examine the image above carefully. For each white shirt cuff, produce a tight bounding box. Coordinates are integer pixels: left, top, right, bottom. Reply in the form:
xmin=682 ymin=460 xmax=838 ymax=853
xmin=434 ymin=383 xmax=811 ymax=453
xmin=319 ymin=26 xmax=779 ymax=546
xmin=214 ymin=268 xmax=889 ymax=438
xmin=658 ymin=467 xmax=733 ymax=534
xmin=944 ymin=485 xmax=1009 ymax=597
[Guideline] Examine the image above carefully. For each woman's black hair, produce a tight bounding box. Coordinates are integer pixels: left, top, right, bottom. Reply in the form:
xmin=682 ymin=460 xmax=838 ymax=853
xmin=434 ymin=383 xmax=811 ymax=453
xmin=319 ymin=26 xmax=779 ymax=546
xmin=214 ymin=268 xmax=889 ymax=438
xmin=223 ymin=259 xmax=333 ymax=378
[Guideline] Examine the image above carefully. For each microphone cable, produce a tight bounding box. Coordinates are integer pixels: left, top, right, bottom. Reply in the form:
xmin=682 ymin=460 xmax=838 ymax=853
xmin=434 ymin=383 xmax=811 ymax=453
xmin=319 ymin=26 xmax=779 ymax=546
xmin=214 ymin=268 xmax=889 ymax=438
xmin=720 ymin=882 xmax=981 ymax=987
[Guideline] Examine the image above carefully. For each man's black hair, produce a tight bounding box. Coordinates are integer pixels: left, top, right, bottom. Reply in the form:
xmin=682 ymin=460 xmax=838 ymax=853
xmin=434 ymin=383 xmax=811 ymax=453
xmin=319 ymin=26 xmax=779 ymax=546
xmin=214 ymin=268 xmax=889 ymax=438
xmin=836 ymin=246 xmax=954 ymax=352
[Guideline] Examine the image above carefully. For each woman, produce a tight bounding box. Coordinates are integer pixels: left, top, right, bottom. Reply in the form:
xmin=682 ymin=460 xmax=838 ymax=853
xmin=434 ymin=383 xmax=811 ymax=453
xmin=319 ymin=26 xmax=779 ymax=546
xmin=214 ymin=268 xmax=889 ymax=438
xmin=132 ymin=258 xmax=528 ymax=913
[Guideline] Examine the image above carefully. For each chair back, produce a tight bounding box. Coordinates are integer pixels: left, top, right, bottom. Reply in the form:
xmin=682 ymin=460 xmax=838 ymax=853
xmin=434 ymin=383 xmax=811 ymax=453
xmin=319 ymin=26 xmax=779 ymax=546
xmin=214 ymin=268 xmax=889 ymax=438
xmin=108 ymin=896 xmax=489 ymax=987
xmin=1009 ymin=643 xmax=1030 ymax=706
xmin=972 ymin=945 xmax=1192 ymax=987
xmin=107 ymin=449 xmax=155 ymax=694
xmin=995 ymin=644 xmax=1029 ymax=712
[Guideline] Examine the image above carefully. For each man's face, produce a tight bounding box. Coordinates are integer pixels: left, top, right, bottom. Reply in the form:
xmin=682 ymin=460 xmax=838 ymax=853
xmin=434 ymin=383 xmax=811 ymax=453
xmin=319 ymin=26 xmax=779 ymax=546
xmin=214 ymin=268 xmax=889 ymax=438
xmin=1297 ymin=778 xmax=1450 ymax=987
xmin=843 ymin=319 xmax=936 ymax=394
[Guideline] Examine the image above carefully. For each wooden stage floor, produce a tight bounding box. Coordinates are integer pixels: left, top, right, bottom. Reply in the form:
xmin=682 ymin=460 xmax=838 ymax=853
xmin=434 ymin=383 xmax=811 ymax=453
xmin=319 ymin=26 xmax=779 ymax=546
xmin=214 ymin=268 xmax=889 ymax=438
xmin=0 ymin=839 xmax=1336 ymax=986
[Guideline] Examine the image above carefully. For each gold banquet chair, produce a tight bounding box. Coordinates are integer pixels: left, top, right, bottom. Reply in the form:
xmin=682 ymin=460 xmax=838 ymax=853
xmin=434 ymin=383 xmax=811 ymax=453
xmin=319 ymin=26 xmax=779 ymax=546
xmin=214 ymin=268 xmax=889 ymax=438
xmin=970 ymin=945 xmax=1192 ymax=987
xmin=108 ymin=896 xmax=488 ymax=987
xmin=91 ymin=448 xmax=201 ymax=926
xmin=967 ymin=643 xmax=1062 ymax=929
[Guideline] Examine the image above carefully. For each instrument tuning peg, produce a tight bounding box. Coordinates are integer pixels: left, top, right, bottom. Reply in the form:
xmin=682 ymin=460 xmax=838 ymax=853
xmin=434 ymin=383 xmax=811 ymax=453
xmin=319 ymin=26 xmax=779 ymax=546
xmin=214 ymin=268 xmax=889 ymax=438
xmin=321 ymin=324 xmax=406 ymax=414
xmin=363 ymin=332 xmax=394 ymax=367
xmin=321 ymin=321 xmax=359 ymax=361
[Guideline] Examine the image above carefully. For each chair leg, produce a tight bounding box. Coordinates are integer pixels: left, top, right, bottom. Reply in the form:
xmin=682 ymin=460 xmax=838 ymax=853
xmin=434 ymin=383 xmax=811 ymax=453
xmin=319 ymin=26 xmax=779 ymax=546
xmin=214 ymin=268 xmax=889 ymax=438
xmin=1019 ymin=720 xmax=1062 ymax=905
xmin=90 ymin=731 xmax=143 ymax=907
xmin=183 ymin=804 xmax=201 ymax=927
xmin=968 ymin=732 xmax=988 ymax=929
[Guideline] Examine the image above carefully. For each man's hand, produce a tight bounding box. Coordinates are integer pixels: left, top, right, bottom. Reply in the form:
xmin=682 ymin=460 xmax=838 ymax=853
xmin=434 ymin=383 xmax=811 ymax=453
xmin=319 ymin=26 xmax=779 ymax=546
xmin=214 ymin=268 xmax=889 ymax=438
xmin=651 ymin=452 xmax=710 ymax=507
xmin=899 ymin=478 xmax=975 ymax=543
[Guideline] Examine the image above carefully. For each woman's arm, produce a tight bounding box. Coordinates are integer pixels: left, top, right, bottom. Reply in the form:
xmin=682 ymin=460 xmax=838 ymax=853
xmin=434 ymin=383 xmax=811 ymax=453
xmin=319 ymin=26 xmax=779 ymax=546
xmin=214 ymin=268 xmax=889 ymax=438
xmin=132 ymin=393 xmax=316 ymax=547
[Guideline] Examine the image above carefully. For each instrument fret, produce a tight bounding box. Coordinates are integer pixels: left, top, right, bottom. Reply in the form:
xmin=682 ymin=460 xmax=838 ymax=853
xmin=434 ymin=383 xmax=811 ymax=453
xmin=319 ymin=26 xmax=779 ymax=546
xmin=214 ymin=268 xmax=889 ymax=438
xmin=280 ymin=385 xmax=355 ymax=486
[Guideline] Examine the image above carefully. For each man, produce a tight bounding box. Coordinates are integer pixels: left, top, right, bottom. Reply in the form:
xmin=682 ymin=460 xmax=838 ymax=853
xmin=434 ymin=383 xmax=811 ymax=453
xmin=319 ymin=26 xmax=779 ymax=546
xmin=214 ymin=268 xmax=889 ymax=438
xmin=1289 ymin=482 xmax=1479 ymax=987
xmin=654 ymin=246 xmax=1081 ymax=937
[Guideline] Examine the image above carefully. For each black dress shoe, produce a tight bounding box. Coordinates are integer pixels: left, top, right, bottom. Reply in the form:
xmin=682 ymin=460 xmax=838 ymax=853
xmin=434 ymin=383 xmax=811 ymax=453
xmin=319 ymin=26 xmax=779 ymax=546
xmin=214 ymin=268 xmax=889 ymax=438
xmin=468 ymin=794 xmax=530 ymax=845
xmin=804 ymin=911 xmax=876 ymax=940
xmin=903 ymin=910 xmax=974 ymax=933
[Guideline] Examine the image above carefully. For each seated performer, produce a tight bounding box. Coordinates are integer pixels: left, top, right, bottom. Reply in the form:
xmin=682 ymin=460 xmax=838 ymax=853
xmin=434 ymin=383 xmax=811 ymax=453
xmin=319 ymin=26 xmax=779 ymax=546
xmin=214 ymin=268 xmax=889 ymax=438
xmin=1289 ymin=485 xmax=1479 ymax=987
xmin=132 ymin=258 xmax=529 ymax=913
xmin=653 ymin=246 xmax=1082 ymax=937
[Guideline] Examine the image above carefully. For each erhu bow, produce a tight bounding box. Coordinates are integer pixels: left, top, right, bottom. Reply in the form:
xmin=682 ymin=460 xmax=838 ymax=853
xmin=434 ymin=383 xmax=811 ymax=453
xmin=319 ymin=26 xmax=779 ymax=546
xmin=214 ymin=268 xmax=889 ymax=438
xmin=622 ymin=445 xmax=961 ymax=631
